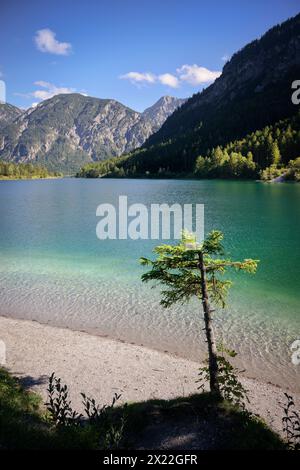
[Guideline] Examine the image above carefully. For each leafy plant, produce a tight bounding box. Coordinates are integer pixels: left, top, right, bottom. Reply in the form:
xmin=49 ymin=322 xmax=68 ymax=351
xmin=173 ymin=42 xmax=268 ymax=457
xmin=81 ymin=391 xmax=125 ymax=448
xmin=197 ymin=345 xmax=249 ymax=410
xmin=103 ymin=411 xmax=127 ymax=449
xmin=46 ymin=373 xmax=125 ymax=449
xmin=81 ymin=392 xmax=120 ymax=424
xmin=282 ymin=393 xmax=300 ymax=450
xmin=46 ymin=373 xmax=82 ymax=426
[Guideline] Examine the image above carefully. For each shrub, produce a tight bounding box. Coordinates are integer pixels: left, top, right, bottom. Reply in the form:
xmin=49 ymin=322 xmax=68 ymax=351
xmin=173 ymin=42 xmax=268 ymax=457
xmin=197 ymin=346 xmax=249 ymax=410
xmin=46 ymin=373 xmax=126 ymax=449
xmin=282 ymin=393 xmax=300 ymax=450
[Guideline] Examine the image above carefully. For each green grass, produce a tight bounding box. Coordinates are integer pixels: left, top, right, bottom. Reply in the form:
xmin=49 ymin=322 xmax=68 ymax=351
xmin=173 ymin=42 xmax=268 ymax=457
xmin=0 ymin=368 xmax=100 ymax=449
xmin=0 ymin=367 xmax=285 ymax=450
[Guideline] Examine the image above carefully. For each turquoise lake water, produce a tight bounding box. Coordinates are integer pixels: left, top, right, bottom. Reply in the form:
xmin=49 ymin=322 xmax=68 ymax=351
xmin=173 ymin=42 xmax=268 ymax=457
xmin=0 ymin=178 xmax=299 ymax=390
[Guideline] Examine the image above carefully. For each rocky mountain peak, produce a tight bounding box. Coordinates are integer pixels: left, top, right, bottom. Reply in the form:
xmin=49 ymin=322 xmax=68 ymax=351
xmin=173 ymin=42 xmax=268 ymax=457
xmin=0 ymin=103 xmax=23 ymax=130
xmin=142 ymin=95 xmax=186 ymax=129
xmin=0 ymin=93 xmax=184 ymax=173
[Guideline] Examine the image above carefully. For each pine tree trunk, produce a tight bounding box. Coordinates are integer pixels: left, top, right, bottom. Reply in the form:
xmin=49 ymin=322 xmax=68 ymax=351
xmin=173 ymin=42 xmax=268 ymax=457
xmin=198 ymin=251 xmax=220 ymax=397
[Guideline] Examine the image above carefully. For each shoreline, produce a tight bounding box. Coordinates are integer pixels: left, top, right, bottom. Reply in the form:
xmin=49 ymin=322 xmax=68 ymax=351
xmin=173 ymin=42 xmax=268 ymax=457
xmin=2 ymin=311 xmax=297 ymax=394
xmin=0 ymin=176 xmax=62 ymax=181
xmin=1 ymin=314 xmax=299 ymax=437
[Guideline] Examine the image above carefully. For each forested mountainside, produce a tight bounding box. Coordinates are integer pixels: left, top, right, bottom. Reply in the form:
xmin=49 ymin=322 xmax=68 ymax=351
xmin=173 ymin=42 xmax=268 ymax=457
xmin=77 ymin=111 xmax=300 ymax=181
xmin=80 ymin=13 xmax=300 ymax=177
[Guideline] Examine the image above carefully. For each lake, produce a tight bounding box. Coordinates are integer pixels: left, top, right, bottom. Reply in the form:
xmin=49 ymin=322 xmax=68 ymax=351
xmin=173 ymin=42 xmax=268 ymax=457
xmin=0 ymin=178 xmax=299 ymax=391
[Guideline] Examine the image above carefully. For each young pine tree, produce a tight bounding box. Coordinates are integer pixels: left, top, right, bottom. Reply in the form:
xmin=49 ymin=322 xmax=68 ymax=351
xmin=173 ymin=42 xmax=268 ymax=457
xmin=140 ymin=230 xmax=258 ymax=397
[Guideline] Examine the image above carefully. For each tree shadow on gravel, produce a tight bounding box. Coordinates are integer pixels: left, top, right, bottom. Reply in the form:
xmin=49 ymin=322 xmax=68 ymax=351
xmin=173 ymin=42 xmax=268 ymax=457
xmin=17 ymin=373 xmax=49 ymax=390
xmin=114 ymin=393 xmax=285 ymax=450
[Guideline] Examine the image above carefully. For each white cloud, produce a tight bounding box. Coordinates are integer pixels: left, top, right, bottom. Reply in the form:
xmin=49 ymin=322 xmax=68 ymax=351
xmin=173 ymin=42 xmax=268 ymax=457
xmin=15 ymin=81 xmax=77 ymax=107
xmin=34 ymin=29 xmax=72 ymax=55
xmin=31 ymin=81 xmax=76 ymax=101
xmin=158 ymin=73 xmax=179 ymax=88
xmin=119 ymin=72 xmax=156 ymax=85
xmin=34 ymin=80 xmax=51 ymax=87
xmin=120 ymin=71 xmax=178 ymax=87
xmin=120 ymin=64 xmax=221 ymax=88
xmin=177 ymin=64 xmax=221 ymax=85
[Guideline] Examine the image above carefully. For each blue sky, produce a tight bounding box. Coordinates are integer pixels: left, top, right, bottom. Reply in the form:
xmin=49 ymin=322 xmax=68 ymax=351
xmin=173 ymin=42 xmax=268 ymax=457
xmin=1 ymin=0 xmax=299 ymax=111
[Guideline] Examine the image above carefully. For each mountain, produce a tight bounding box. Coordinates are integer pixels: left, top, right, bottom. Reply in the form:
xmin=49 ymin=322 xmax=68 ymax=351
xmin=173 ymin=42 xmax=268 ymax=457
xmin=0 ymin=103 xmax=23 ymax=130
xmin=142 ymin=96 xmax=186 ymax=129
xmin=0 ymin=94 xmax=184 ymax=173
xmin=112 ymin=13 xmax=300 ymax=175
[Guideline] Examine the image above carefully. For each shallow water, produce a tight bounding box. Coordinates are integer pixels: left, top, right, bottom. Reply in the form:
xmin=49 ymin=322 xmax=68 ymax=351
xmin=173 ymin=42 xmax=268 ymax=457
xmin=0 ymin=178 xmax=299 ymax=391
